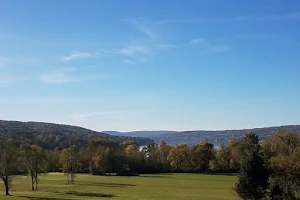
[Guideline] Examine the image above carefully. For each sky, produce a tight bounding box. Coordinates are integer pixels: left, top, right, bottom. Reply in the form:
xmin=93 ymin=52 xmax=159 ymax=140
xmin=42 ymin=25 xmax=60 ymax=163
xmin=0 ymin=0 xmax=300 ymax=132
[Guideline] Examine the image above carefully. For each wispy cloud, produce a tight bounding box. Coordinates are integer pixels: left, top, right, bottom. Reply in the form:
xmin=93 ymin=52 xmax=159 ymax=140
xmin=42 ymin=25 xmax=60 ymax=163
xmin=115 ymin=45 xmax=150 ymax=57
xmin=61 ymin=52 xmax=100 ymax=61
xmin=0 ymin=57 xmax=14 ymax=70
xmin=117 ymin=18 xmax=178 ymax=64
xmin=0 ymin=76 xmax=16 ymax=85
xmin=122 ymin=19 xmax=158 ymax=39
xmin=0 ymin=97 xmax=92 ymax=105
xmin=156 ymin=43 xmax=177 ymax=50
xmin=40 ymin=72 xmax=76 ymax=83
xmin=39 ymin=68 xmax=103 ymax=84
xmin=189 ymin=38 xmax=232 ymax=53
xmin=189 ymin=38 xmax=207 ymax=45
xmin=122 ymin=60 xmax=137 ymax=64
xmin=236 ymin=33 xmax=277 ymax=39
xmin=159 ymin=12 xmax=300 ymax=24
xmin=70 ymin=110 xmax=142 ymax=122
xmin=112 ymin=44 xmax=151 ymax=64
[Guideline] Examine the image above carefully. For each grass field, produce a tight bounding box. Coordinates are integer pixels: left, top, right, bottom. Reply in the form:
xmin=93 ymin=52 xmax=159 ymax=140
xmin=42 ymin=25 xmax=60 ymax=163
xmin=0 ymin=173 xmax=239 ymax=200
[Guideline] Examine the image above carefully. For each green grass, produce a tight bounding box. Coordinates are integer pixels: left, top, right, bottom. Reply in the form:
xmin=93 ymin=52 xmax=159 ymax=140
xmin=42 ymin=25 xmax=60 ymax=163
xmin=0 ymin=173 xmax=239 ymax=200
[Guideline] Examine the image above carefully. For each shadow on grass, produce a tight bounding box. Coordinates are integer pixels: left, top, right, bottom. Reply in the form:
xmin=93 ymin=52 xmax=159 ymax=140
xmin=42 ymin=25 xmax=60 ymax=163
xmin=65 ymin=191 xmax=115 ymax=198
xmin=18 ymin=196 xmax=72 ymax=200
xmin=79 ymin=182 xmax=136 ymax=188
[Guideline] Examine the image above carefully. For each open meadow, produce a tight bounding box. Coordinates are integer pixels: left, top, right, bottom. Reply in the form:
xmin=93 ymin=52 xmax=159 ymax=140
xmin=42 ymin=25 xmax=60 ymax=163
xmin=0 ymin=173 xmax=238 ymax=200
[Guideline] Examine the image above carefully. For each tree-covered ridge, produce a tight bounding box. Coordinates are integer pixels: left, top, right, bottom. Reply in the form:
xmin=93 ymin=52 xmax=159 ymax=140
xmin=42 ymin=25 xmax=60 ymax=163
xmin=149 ymin=125 xmax=300 ymax=146
xmin=0 ymin=120 xmax=153 ymax=149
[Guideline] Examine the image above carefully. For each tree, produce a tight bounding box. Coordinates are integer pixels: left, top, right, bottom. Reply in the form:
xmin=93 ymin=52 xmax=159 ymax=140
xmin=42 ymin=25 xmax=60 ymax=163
xmin=235 ymin=133 xmax=269 ymax=200
xmin=89 ymin=139 xmax=122 ymax=175
xmin=167 ymin=144 xmax=191 ymax=172
xmin=123 ymin=141 xmax=142 ymax=174
xmin=157 ymin=141 xmax=172 ymax=172
xmin=142 ymin=142 xmax=159 ymax=172
xmin=60 ymin=145 xmax=80 ymax=184
xmin=46 ymin=148 xmax=61 ymax=172
xmin=190 ymin=142 xmax=214 ymax=172
xmin=20 ymin=144 xmax=48 ymax=190
xmin=262 ymin=130 xmax=300 ymax=199
xmin=0 ymin=138 xmax=19 ymax=195
xmin=211 ymin=143 xmax=231 ymax=172
xmin=228 ymin=139 xmax=242 ymax=171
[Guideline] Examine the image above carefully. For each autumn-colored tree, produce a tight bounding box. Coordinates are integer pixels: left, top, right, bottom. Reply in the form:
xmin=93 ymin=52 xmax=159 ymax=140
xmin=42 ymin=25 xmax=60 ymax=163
xmin=157 ymin=141 xmax=172 ymax=172
xmin=0 ymin=138 xmax=19 ymax=195
xmin=122 ymin=141 xmax=143 ymax=174
xmin=89 ymin=139 xmax=123 ymax=175
xmin=46 ymin=148 xmax=61 ymax=172
xmin=228 ymin=139 xmax=241 ymax=171
xmin=212 ymin=143 xmax=231 ymax=172
xmin=167 ymin=144 xmax=191 ymax=172
xmin=59 ymin=145 xmax=80 ymax=184
xmin=190 ymin=142 xmax=215 ymax=172
xmin=262 ymin=130 xmax=300 ymax=199
xmin=20 ymin=144 xmax=48 ymax=190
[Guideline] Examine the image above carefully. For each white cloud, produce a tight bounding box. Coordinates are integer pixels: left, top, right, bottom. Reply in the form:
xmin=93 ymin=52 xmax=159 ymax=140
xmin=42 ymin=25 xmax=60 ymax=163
xmin=0 ymin=77 xmax=16 ymax=84
xmin=189 ymin=38 xmax=232 ymax=53
xmin=40 ymin=72 xmax=76 ymax=83
xmin=116 ymin=45 xmax=150 ymax=57
xmin=0 ymin=57 xmax=14 ymax=70
xmin=122 ymin=19 xmax=158 ymax=39
xmin=156 ymin=43 xmax=177 ymax=50
xmin=189 ymin=38 xmax=208 ymax=45
xmin=122 ymin=60 xmax=137 ymax=64
xmin=267 ymin=12 xmax=300 ymax=20
xmin=61 ymin=52 xmax=100 ymax=61
xmin=39 ymin=68 xmax=103 ymax=84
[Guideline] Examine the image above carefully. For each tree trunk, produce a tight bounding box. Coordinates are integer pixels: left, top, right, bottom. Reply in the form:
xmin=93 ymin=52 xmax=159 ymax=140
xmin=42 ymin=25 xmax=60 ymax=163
xmin=31 ymin=175 xmax=35 ymax=191
xmin=3 ymin=176 xmax=10 ymax=195
xmin=35 ymin=174 xmax=38 ymax=191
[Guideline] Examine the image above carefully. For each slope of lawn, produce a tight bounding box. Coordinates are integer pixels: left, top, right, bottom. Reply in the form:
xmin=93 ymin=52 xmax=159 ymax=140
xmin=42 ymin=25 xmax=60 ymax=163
xmin=0 ymin=173 xmax=239 ymax=200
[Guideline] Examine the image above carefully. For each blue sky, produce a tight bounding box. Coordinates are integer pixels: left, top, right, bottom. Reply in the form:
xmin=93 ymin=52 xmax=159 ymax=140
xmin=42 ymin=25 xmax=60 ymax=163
xmin=1 ymin=0 xmax=300 ymax=131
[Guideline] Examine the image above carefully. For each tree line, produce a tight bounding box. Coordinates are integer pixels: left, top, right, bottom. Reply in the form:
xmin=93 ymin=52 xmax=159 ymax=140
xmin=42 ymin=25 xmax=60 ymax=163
xmin=0 ymin=130 xmax=299 ymax=199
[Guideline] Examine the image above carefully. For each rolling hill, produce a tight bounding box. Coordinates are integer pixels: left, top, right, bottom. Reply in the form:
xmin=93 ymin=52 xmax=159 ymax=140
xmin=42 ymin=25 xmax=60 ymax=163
xmin=105 ymin=125 xmax=300 ymax=147
xmin=0 ymin=120 xmax=153 ymax=149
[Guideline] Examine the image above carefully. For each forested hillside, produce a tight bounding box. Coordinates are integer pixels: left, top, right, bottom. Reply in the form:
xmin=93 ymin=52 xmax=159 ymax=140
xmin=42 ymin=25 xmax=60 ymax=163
xmin=0 ymin=120 xmax=153 ymax=149
xmin=147 ymin=125 xmax=300 ymax=146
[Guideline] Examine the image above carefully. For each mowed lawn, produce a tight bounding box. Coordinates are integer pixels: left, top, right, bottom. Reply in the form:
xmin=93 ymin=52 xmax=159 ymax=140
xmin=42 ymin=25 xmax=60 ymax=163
xmin=0 ymin=173 xmax=239 ymax=200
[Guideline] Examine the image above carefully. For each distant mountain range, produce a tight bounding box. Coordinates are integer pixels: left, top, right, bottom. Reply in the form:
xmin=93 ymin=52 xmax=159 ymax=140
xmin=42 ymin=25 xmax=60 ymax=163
xmin=103 ymin=130 xmax=177 ymax=138
xmin=104 ymin=125 xmax=300 ymax=147
xmin=1 ymin=120 xmax=299 ymax=148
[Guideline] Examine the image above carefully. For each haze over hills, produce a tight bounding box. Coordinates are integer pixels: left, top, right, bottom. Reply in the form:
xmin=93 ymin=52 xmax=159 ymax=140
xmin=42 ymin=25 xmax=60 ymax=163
xmin=105 ymin=125 xmax=300 ymax=147
xmin=0 ymin=120 xmax=153 ymax=149
xmin=103 ymin=130 xmax=177 ymax=138
xmin=1 ymin=120 xmax=299 ymax=148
